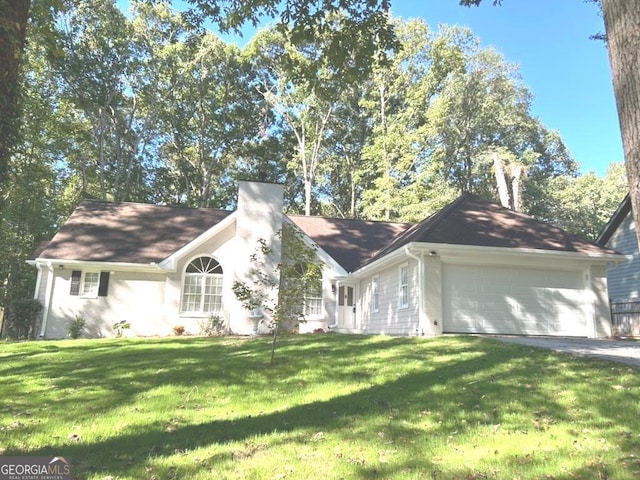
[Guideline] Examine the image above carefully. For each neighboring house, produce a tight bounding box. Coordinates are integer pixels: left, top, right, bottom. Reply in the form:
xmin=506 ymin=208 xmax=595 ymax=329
xmin=597 ymin=194 xmax=640 ymax=301
xmin=30 ymin=181 xmax=620 ymax=339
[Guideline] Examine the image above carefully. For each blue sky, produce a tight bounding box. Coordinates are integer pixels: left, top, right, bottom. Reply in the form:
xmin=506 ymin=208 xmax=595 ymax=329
xmin=120 ymin=0 xmax=622 ymax=177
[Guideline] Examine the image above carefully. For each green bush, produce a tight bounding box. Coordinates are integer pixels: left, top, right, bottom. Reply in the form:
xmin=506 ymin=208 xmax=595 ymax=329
xmin=67 ymin=315 xmax=86 ymax=339
xmin=198 ymin=314 xmax=227 ymax=336
xmin=4 ymin=298 xmax=42 ymax=339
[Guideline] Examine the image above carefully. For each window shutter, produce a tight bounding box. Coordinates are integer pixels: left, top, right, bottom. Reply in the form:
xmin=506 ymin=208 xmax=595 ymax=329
xmin=98 ymin=272 xmax=110 ymax=297
xmin=70 ymin=270 xmax=81 ymax=296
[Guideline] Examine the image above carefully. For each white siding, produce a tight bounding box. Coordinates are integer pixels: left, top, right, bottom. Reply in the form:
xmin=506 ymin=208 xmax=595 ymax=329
xmin=358 ymin=259 xmax=420 ymax=335
xmin=44 ymin=269 xmax=167 ymax=338
xmin=605 ymin=211 xmax=640 ymax=300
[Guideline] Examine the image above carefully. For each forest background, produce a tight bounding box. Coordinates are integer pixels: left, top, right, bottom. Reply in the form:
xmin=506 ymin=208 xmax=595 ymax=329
xmin=0 ymin=0 xmax=626 ymax=335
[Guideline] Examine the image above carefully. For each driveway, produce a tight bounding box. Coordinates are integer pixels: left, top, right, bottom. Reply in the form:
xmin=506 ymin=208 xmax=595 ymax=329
xmin=491 ymin=335 xmax=640 ymax=368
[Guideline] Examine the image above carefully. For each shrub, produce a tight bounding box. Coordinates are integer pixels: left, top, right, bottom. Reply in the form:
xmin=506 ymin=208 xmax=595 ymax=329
xmin=4 ymin=298 xmax=42 ymax=339
xmin=173 ymin=325 xmax=185 ymax=336
xmin=198 ymin=314 xmax=227 ymax=336
xmin=67 ymin=316 xmax=86 ymax=339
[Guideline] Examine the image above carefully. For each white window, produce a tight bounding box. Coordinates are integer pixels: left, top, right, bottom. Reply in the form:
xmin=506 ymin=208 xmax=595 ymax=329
xmin=286 ymin=263 xmax=323 ymax=318
xmin=70 ymin=270 xmax=110 ymax=297
xmin=399 ymin=264 xmax=409 ymax=309
xmin=81 ymin=272 xmax=100 ymax=297
xmin=304 ymin=282 xmax=323 ymax=317
xmin=371 ymin=275 xmax=379 ymax=313
xmin=181 ymin=257 xmax=223 ymax=314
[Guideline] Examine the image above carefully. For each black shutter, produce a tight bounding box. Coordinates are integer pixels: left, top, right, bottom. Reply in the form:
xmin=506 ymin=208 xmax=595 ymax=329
xmin=98 ymin=272 xmax=110 ymax=297
xmin=70 ymin=270 xmax=81 ymax=296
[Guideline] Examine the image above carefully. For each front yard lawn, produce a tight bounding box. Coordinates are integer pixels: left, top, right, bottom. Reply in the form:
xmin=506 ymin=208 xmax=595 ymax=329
xmin=1 ymin=334 xmax=639 ymax=479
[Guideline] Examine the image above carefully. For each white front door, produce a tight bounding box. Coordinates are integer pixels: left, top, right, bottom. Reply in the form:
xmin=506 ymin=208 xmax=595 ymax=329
xmin=338 ymin=285 xmax=356 ymax=328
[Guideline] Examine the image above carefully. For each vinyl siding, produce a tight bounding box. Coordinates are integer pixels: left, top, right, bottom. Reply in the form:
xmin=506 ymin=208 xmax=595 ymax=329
xmin=359 ymin=259 xmax=420 ymax=335
xmin=44 ymin=269 xmax=167 ymax=338
xmin=605 ymin=211 xmax=640 ymax=300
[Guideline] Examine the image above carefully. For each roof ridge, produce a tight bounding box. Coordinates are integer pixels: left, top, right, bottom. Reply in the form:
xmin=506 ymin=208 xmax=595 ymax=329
xmin=78 ymin=199 xmax=232 ymax=213
xmin=286 ymin=213 xmax=415 ymax=226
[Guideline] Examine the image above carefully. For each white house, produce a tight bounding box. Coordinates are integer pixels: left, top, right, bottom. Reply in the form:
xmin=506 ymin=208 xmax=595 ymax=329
xmin=30 ymin=180 xmax=620 ymax=339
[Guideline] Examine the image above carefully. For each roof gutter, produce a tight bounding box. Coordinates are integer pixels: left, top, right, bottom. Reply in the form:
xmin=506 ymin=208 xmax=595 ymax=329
xmin=29 ymin=258 xmax=171 ymax=273
xmin=38 ymin=261 xmax=55 ymax=339
xmin=405 ymin=247 xmax=425 ymax=336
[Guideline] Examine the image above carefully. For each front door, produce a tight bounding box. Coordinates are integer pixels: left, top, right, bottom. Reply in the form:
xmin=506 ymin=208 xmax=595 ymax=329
xmin=338 ymin=285 xmax=355 ymax=328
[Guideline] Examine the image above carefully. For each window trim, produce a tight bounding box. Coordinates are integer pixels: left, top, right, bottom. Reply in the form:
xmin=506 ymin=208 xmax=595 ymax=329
xmin=180 ymin=256 xmax=224 ymax=315
xmin=303 ymin=281 xmax=323 ymax=318
xmin=399 ymin=263 xmax=409 ymax=309
xmin=81 ymin=271 xmax=101 ymax=298
xmin=371 ymin=275 xmax=380 ymax=313
xmin=70 ymin=270 xmax=110 ymax=298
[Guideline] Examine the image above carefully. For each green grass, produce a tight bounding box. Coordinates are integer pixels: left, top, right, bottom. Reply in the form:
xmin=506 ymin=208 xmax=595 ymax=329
xmin=1 ymin=334 xmax=639 ymax=479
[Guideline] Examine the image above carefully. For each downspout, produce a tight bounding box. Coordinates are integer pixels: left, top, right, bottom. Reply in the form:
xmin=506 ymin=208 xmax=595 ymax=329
xmin=405 ymin=247 xmax=425 ymax=336
xmin=328 ymin=279 xmax=340 ymax=329
xmin=39 ymin=262 xmax=55 ymax=339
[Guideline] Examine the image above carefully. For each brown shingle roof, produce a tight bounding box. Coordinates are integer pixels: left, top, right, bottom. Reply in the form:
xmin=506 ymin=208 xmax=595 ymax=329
xmin=368 ymin=193 xmax=618 ymax=264
xmin=37 ymin=200 xmax=232 ymax=264
xmin=36 ymin=194 xmax=617 ymax=269
xmin=288 ymin=215 xmax=413 ymax=272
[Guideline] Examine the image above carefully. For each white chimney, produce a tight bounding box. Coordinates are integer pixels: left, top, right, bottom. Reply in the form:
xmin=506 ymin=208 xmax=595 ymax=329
xmin=233 ymin=181 xmax=284 ymax=333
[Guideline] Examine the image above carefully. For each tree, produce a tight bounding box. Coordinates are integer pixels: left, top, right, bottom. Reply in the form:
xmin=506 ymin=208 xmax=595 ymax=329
xmin=600 ymin=0 xmax=640 ymax=247
xmin=134 ymin=2 xmax=263 ymax=208
xmin=544 ymin=162 xmax=627 ymax=240
xmin=0 ymin=0 xmax=31 ymax=204
xmin=246 ymin=26 xmax=340 ymax=216
xmin=233 ymin=223 xmax=322 ymax=365
xmin=461 ymin=0 xmax=640 ymax=250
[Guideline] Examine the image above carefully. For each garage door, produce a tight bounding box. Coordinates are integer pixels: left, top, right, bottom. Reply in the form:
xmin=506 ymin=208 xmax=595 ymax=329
xmin=443 ymin=264 xmax=587 ymax=336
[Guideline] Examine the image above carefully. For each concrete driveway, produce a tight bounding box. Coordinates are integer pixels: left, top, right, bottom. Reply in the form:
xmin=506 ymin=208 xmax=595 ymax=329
xmin=491 ymin=335 xmax=640 ymax=368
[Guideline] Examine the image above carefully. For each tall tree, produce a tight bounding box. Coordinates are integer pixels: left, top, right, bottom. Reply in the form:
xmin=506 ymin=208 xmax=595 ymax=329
xmin=600 ymin=0 xmax=640 ymax=246
xmin=246 ymin=26 xmax=341 ymax=216
xmin=139 ymin=10 xmax=262 ymax=207
xmin=0 ymin=0 xmax=31 ymax=203
xmin=461 ymin=0 xmax=640 ymax=248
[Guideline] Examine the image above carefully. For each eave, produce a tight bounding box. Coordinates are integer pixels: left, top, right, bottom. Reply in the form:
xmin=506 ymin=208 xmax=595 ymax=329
xmin=28 ymin=258 xmax=171 ymax=273
xmin=349 ymin=242 xmax=628 ymax=279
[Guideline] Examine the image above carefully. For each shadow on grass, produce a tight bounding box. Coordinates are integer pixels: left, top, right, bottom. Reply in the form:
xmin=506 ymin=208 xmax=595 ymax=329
xmin=4 ymin=335 xmax=639 ymax=478
xmin=5 ymin=336 xmax=573 ymax=478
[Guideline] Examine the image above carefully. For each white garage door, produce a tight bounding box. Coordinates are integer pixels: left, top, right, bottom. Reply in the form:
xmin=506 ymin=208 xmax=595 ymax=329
xmin=443 ymin=264 xmax=587 ymax=336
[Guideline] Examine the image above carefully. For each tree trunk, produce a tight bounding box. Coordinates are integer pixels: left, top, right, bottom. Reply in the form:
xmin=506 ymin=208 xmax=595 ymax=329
xmin=493 ymin=152 xmax=510 ymax=208
xmin=510 ymin=164 xmax=524 ymax=212
xmin=602 ymin=0 xmax=640 ymax=246
xmin=0 ymin=0 xmax=31 ymax=199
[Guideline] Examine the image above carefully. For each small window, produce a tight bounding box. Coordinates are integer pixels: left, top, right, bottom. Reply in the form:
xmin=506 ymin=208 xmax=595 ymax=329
xmin=399 ymin=264 xmax=409 ymax=309
xmin=82 ymin=272 xmax=100 ymax=297
xmin=371 ymin=275 xmax=379 ymax=313
xmin=70 ymin=270 xmax=110 ymax=298
xmin=304 ymin=281 xmax=323 ymax=316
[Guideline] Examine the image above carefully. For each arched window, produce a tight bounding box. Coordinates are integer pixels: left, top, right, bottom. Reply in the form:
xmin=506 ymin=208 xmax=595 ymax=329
xmin=181 ymin=256 xmax=223 ymax=313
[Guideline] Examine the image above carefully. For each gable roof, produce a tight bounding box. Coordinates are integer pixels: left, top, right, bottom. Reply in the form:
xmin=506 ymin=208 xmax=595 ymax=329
xmin=596 ymin=194 xmax=631 ymax=246
xmin=36 ymin=200 xmax=233 ymax=264
xmin=288 ymin=215 xmax=413 ymax=272
xmin=367 ymin=193 xmax=617 ymax=265
xmin=36 ymin=193 xmax=618 ymax=269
